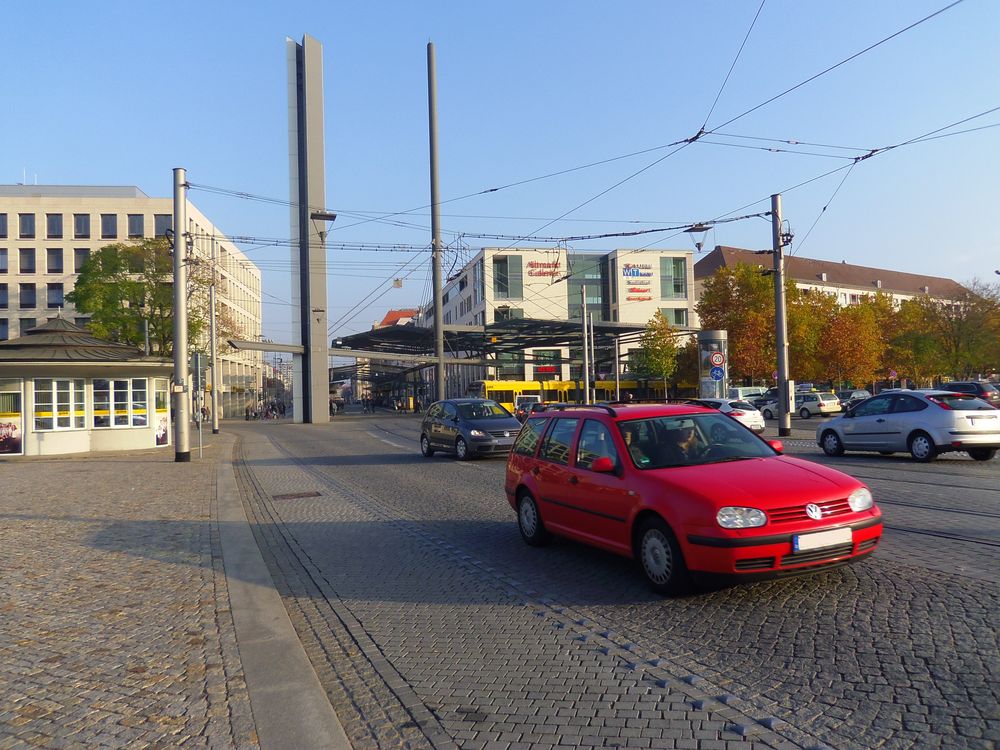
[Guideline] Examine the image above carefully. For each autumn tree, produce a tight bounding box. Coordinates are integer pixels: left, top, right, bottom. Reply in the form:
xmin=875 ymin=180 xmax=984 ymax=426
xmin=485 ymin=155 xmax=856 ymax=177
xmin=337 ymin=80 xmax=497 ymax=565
xmin=631 ymin=310 xmax=678 ymax=393
xmin=66 ymin=238 xmax=241 ymax=357
xmin=819 ymin=302 xmax=883 ymax=389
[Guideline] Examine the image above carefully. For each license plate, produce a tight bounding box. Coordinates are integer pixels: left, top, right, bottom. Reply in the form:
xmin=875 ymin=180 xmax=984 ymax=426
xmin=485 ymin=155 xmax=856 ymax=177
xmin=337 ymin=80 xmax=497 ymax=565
xmin=793 ymin=526 xmax=852 ymax=552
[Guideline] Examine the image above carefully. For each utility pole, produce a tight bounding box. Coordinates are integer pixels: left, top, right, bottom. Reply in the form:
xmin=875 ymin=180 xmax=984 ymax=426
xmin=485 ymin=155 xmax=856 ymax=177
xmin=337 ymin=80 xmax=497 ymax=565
xmin=772 ymin=193 xmax=791 ymax=437
xmin=427 ymin=42 xmax=445 ymax=402
xmin=209 ymin=236 xmax=220 ymax=434
xmin=172 ymin=167 xmax=191 ymax=461
xmin=589 ymin=312 xmax=597 ymax=403
xmin=581 ymin=286 xmax=590 ymax=404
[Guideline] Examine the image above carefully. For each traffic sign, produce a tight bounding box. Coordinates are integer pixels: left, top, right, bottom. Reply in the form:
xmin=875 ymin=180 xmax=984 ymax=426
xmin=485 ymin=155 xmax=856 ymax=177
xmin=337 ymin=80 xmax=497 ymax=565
xmin=709 ymin=366 xmax=725 ymax=381
xmin=889 ymin=369 xmax=897 ymax=378
xmin=709 ymin=351 xmax=725 ymax=367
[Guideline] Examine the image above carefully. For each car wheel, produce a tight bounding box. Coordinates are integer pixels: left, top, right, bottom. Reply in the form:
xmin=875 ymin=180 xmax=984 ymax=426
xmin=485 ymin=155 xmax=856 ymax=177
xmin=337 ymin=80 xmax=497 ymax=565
xmin=908 ymin=431 xmax=937 ymax=462
xmin=517 ymin=491 xmax=551 ymax=546
xmin=455 ymin=436 xmax=470 ymax=460
xmin=636 ymin=517 xmax=690 ymax=596
xmin=799 ymin=407 xmax=811 ymax=419
xmin=821 ymin=430 xmax=844 ymax=457
xmin=420 ymin=434 xmax=435 ymax=457
xmin=968 ymin=447 xmax=997 ymax=461
xmin=762 ymin=408 xmax=774 ymax=420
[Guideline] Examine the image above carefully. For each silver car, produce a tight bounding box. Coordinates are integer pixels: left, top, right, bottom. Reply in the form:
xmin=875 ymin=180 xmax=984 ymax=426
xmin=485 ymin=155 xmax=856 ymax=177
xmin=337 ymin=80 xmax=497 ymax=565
xmin=816 ymin=389 xmax=1000 ymax=462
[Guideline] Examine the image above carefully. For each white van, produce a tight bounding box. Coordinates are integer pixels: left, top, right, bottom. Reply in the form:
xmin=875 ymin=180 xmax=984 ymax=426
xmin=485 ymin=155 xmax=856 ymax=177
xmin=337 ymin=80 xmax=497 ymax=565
xmin=727 ymin=386 xmax=766 ymax=401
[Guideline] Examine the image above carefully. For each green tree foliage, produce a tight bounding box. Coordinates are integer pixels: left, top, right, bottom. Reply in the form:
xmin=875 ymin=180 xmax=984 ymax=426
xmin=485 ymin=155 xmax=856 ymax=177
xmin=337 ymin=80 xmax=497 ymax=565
xmin=66 ymin=239 xmax=238 ymax=357
xmin=908 ymin=279 xmax=1000 ymax=378
xmin=695 ymin=263 xmax=775 ymax=380
xmin=631 ymin=310 xmax=678 ymax=391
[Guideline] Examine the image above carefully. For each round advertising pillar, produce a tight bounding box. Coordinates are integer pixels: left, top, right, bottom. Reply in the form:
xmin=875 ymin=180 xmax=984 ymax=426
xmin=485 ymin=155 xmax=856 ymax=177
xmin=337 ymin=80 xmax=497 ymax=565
xmin=697 ymin=330 xmax=728 ymax=399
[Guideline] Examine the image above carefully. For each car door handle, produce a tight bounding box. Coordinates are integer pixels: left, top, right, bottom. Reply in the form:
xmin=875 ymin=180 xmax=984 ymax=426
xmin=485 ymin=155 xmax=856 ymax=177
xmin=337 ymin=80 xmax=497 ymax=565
xmin=876 ymin=418 xmax=886 ymax=422
xmin=568 ymin=475 xmax=579 ymax=485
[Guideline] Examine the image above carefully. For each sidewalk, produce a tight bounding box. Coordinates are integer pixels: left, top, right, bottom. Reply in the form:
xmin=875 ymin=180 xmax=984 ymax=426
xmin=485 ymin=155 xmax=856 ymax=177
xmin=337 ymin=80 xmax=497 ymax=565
xmin=0 ymin=430 xmax=346 ymax=750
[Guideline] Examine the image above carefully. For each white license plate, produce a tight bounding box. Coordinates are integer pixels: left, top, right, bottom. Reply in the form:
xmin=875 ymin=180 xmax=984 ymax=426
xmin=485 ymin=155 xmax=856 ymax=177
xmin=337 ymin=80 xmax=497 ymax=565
xmin=793 ymin=526 xmax=852 ymax=552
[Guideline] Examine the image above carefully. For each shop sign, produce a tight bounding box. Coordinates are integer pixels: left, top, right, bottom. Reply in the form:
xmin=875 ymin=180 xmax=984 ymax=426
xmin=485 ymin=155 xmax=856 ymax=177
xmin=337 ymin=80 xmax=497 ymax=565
xmin=622 ymin=263 xmax=654 ymax=278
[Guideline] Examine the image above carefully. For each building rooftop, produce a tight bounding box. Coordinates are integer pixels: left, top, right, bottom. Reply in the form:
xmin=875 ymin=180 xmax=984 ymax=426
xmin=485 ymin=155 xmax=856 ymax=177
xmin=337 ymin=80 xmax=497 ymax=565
xmin=0 ymin=185 xmax=150 ymax=198
xmin=0 ymin=317 xmax=160 ymax=362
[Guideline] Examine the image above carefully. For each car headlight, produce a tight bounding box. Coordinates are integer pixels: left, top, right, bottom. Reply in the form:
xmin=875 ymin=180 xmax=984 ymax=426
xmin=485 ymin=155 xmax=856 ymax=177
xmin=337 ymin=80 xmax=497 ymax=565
xmin=716 ymin=507 xmax=767 ymax=529
xmin=848 ymin=487 xmax=873 ymax=512
xmin=469 ymin=429 xmax=488 ymax=438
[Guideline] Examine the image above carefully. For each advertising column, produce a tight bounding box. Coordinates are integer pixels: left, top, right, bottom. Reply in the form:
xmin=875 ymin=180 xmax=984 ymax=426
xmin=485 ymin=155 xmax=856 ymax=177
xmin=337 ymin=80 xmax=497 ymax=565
xmin=0 ymin=379 xmax=24 ymax=456
xmin=697 ymin=330 xmax=728 ymax=399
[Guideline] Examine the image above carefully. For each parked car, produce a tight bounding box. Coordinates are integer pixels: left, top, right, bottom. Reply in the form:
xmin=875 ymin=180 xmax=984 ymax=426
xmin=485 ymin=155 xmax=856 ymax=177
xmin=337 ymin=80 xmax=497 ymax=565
xmin=727 ymin=386 xmax=767 ymax=401
xmin=752 ymin=387 xmax=780 ymax=410
xmin=420 ymin=398 xmax=523 ymax=460
xmin=506 ymin=403 xmax=882 ymax=594
xmin=940 ymin=381 xmax=1000 ymax=407
xmin=816 ymin=389 xmax=1000 ymax=462
xmin=795 ymin=391 xmax=842 ymax=419
xmin=684 ymin=398 xmax=765 ymax=433
xmin=836 ymin=389 xmax=872 ymax=410
xmin=513 ymin=394 xmax=542 ymax=422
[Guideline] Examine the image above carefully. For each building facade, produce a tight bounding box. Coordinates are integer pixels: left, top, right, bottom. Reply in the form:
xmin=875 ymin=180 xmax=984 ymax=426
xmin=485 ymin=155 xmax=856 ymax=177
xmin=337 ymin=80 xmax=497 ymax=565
xmin=0 ymin=185 xmax=263 ymax=417
xmin=419 ymin=247 xmax=698 ymax=394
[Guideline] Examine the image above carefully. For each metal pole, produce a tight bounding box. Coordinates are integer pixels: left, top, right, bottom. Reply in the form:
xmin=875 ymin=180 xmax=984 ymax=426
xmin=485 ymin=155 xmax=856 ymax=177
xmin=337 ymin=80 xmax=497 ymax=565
xmin=772 ymin=193 xmax=792 ymax=437
xmin=172 ymin=167 xmax=191 ymax=461
xmin=209 ymin=236 xmax=220 ymax=434
xmin=581 ymin=286 xmax=590 ymax=404
xmin=614 ymin=335 xmax=621 ymax=401
xmin=589 ymin=312 xmax=597 ymax=403
xmin=427 ymin=42 xmax=446 ymax=401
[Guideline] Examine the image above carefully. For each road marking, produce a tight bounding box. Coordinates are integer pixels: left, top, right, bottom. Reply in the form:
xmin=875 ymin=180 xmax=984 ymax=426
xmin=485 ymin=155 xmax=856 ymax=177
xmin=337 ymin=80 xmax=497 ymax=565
xmin=372 ymin=434 xmax=409 ymax=450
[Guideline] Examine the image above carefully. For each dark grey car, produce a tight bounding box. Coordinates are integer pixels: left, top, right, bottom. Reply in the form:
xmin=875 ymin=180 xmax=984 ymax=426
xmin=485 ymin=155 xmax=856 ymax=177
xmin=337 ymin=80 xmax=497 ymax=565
xmin=420 ymin=398 xmax=523 ymax=459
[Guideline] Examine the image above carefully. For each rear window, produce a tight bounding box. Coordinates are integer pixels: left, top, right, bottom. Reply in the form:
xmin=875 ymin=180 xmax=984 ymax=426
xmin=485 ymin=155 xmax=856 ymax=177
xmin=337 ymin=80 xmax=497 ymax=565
xmin=928 ymin=394 xmax=996 ymax=411
xmin=982 ymin=383 xmax=998 ymax=394
xmin=730 ymin=401 xmax=756 ymax=410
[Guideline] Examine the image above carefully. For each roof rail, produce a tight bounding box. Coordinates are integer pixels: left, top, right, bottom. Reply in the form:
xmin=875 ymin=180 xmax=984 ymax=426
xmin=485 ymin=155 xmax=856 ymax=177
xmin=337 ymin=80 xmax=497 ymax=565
xmin=548 ymin=403 xmax=618 ymax=417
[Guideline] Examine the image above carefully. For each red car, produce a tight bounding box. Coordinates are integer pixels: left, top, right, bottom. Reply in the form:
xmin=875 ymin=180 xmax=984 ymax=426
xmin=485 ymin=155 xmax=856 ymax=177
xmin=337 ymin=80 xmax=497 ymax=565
xmin=505 ymin=403 xmax=882 ymax=594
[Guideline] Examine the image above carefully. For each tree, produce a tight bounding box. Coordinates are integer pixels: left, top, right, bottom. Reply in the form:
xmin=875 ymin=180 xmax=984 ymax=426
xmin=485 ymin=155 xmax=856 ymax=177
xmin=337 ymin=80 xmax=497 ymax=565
xmin=66 ymin=238 xmax=240 ymax=357
xmin=819 ymin=302 xmax=883 ymax=389
xmin=631 ymin=310 xmax=678 ymax=394
xmin=911 ymin=280 xmax=1000 ymax=378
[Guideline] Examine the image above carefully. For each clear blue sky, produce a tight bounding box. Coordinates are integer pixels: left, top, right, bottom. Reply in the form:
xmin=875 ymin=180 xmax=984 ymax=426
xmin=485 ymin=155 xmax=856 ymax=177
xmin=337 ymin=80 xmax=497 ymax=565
xmin=4 ymin=1 xmax=998 ymax=343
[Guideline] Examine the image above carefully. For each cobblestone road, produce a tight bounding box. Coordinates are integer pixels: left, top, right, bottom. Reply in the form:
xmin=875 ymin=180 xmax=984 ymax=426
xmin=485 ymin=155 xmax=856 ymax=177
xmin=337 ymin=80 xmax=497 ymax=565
xmin=231 ymin=416 xmax=1000 ymax=750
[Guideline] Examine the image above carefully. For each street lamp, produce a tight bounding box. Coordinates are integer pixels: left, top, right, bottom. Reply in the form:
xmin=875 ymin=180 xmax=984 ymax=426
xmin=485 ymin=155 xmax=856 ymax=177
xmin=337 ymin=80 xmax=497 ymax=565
xmin=684 ymin=223 xmax=712 ymax=254
xmin=310 ymin=211 xmax=337 ymax=244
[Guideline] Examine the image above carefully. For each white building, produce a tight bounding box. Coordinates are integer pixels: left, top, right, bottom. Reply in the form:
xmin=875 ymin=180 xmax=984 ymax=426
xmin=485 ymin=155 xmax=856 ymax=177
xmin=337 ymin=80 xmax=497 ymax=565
xmin=0 ymin=185 xmax=263 ymax=417
xmin=419 ymin=247 xmax=698 ymax=389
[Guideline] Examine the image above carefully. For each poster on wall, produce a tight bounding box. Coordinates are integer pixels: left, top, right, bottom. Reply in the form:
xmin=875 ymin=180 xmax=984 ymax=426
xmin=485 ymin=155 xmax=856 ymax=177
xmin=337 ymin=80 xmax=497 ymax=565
xmin=0 ymin=379 xmax=24 ymax=456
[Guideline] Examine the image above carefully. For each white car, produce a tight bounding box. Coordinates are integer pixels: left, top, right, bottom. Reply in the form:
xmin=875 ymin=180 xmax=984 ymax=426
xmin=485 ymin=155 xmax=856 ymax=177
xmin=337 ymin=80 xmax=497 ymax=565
xmin=685 ymin=398 xmax=766 ymax=433
xmin=816 ymin=389 xmax=1000 ymax=461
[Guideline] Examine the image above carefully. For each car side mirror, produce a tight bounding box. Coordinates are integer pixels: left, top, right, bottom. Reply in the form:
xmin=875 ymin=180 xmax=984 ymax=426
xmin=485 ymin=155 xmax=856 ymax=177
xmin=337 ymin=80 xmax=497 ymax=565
xmin=766 ymin=439 xmax=784 ymax=454
xmin=590 ymin=456 xmax=616 ymax=473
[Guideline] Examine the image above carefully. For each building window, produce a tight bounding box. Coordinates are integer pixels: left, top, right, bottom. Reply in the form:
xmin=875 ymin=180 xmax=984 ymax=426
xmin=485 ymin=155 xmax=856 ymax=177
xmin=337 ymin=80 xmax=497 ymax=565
xmin=19 ymin=318 xmax=35 ymax=336
xmin=0 ymin=214 xmax=7 ymax=238
xmin=19 ymin=248 xmax=35 ymax=273
xmin=0 ymin=284 xmax=6 ymax=309
xmin=154 ymin=214 xmax=172 ymax=237
xmin=47 ymin=248 xmax=63 ymax=274
xmin=47 ymin=283 xmax=64 ymax=309
xmin=74 ymin=213 xmax=91 ymax=239
xmin=74 ymin=248 xmax=91 ymax=273
xmin=74 ymin=317 xmax=90 ymax=328
xmin=93 ymin=378 xmax=140 ymax=428
xmin=46 ymin=214 xmax=63 ymax=239
xmin=0 ymin=249 xmax=6 ymax=273
xmin=661 ymin=307 xmax=688 ymax=327
xmin=18 ymin=214 xmax=35 ymax=239
xmin=493 ymin=255 xmax=523 ymax=299
xmin=0 ymin=318 xmax=7 ymax=340
xmin=659 ymin=257 xmax=687 ymax=300
xmin=101 ymin=214 xmax=117 ymax=239
xmin=19 ymin=283 xmax=36 ymax=309
xmin=127 ymin=214 xmax=144 ymax=239
xmin=459 ymin=276 xmax=468 ymax=291
xmin=33 ymin=378 xmax=86 ymax=431
xmin=494 ymin=307 xmax=524 ymax=322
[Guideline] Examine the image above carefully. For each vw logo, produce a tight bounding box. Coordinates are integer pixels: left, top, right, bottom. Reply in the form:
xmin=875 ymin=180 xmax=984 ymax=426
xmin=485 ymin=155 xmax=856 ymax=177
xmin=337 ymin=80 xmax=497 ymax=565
xmin=805 ymin=503 xmax=823 ymax=520
xmin=504 ymin=431 xmax=510 ymax=437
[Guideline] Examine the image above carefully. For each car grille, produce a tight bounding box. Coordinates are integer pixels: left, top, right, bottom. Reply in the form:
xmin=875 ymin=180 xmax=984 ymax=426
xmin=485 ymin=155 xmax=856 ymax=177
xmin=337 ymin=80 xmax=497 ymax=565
xmin=768 ymin=498 xmax=853 ymax=524
xmin=780 ymin=542 xmax=854 ymax=566
xmin=857 ymin=538 xmax=879 ymax=553
xmin=487 ymin=429 xmax=515 ymax=438
xmin=735 ymin=557 xmax=775 ymax=571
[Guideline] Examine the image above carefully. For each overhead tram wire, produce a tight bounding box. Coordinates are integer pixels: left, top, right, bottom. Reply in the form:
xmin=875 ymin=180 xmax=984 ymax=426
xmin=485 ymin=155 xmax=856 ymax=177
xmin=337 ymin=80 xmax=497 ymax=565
xmin=700 ymin=0 xmax=768 ymax=130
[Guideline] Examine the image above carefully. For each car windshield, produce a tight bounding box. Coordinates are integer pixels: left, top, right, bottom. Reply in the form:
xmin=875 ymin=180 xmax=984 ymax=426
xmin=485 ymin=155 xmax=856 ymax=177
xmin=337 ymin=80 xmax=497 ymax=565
xmin=617 ymin=413 xmax=775 ymax=469
xmin=457 ymin=401 xmax=512 ymax=419
xmin=927 ymin=394 xmax=996 ymax=411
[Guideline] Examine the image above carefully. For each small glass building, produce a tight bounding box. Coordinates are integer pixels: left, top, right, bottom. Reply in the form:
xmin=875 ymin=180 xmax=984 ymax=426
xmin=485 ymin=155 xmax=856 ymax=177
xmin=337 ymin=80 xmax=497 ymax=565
xmin=0 ymin=318 xmax=173 ymax=457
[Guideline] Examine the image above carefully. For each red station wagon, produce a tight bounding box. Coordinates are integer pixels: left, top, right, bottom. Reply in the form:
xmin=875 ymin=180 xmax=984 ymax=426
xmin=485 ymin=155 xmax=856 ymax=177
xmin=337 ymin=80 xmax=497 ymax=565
xmin=505 ymin=403 xmax=883 ymax=594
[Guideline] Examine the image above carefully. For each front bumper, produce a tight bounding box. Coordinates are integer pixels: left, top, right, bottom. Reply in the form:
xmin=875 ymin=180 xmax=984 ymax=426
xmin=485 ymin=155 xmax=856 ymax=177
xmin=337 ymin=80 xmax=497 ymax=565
xmin=470 ymin=437 xmax=516 ymax=455
xmin=683 ymin=516 xmax=882 ymax=577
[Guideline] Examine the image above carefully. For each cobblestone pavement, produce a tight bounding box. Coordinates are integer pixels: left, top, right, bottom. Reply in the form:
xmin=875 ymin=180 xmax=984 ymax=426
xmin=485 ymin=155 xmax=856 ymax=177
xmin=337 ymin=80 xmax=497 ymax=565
xmin=0 ymin=441 xmax=258 ymax=750
xmin=232 ymin=417 xmax=999 ymax=750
